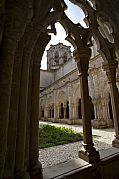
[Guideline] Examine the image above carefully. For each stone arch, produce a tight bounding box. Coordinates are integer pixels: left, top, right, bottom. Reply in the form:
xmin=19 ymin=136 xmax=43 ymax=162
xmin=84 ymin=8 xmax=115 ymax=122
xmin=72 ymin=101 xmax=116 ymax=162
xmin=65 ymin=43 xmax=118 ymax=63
xmin=20 ymin=0 xmax=119 ymax=177
xmin=67 ymin=0 xmax=118 ymax=64
xmin=1 ymin=1 xmax=119 ymax=178
xmin=73 ymin=84 xmax=81 ymax=103
xmin=57 ymin=90 xmax=67 ymax=104
xmin=36 ymin=0 xmax=119 ymax=70
xmin=47 ymin=95 xmax=53 ymax=106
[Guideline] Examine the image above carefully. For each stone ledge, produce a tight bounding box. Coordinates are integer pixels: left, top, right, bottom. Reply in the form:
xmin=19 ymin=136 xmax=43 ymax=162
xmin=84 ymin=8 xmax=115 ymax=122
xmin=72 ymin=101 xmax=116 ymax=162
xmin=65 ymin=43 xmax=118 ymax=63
xmin=43 ymin=158 xmax=92 ymax=179
xmin=99 ymin=147 xmax=119 ymax=162
xmin=43 ymin=147 xmax=119 ymax=179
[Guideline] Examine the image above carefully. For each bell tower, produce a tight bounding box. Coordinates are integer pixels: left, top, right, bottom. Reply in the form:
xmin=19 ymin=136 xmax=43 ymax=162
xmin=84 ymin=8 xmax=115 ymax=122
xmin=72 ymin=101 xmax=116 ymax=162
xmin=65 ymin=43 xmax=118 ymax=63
xmin=47 ymin=43 xmax=72 ymax=71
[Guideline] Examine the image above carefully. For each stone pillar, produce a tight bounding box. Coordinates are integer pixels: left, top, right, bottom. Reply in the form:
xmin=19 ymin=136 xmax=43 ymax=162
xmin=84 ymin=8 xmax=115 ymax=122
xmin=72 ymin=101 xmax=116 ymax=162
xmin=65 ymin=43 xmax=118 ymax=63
xmin=69 ymin=97 xmax=73 ymax=120
xmin=92 ymin=98 xmax=102 ymax=128
xmin=102 ymin=97 xmax=113 ymax=127
xmin=72 ymin=103 xmax=75 ymax=120
xmin=44 ymin=107 xmax=48 ymax=119
xmin=103 ymin=60 xmax=119 ymax=147
xmin=26 ymin=53 xmax=32 ymax=171
xmin=47 ymin=107 xmax=50 ymax=118
xmin=15 ymin=46 xmax=32 ymax=179
xmin=29 ymin=34 xmax=50 ymax=178
xmin=0 ymin=16 xmax=28 ymax=178
xmin=14 ymin=27 xmax=45 ymax=178
xmin=14 ymin=32 xmax=36 ymax=179
xmin=58 ymin=105 xmax=60 ymax=119
xmin=92 ymin=99 xmax=98 ymax=119
xmin=75 ymin=103 xmax=79 ymax=119
xmin=63 ymin=103 xmax=67 ymax=119
xmin=51 ymin=106 xmax=53 ymax=118
xmin=73 ymin=104 xmax=76 ymax=119
xmin=96 ymin=99 xmax=102 ymax=121
xmin=93 ymin=97 xmax=108 ymax=128
xmin=3 ymin=38 xmax=24 ymax=179
xmin=39 ymin=106 xmax=41 ymax=119
xmin=73 ymin=103 xmax=78 ymax=119
xmin=54 ymin=105 xmax=57 ymax=119
xmin=74 ymin=48 xmax=100 ymax=164
xmin=68 ymin=86 xmax=73 ymax=120
xmin=53 ymin=90 xmax=57 ymax=119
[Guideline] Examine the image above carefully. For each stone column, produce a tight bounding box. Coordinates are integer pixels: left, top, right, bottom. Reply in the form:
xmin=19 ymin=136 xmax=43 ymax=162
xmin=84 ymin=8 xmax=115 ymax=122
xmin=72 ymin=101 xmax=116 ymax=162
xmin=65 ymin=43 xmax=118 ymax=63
xmin=39 ymin=106 xmax=42 ymax=119
xmin=103 ymin=60 xmax=119 ymax=147
xmin=69 ymin=97 xmax=73 ymax=120
xmin=51 ymin=107 xmax=53 ymax=118
xmin=72 ymin=103 xmax=75 ymax=120
xmin=14 ymin=27 xmax=45 ymax=178
xmin=44 ymin=107 xmax=48 ymax=119
xmin=93 ymin=97 xmax=108 ymax=128
xmin=73 ymin=103 xmax=78 ymax=119
xmin=96 ymin=99 xmax=101 ymax=120
xmin=68 ymin=86 xmax=73 ymax=120
xmin=47 ymin=107 xmax=50 ymax=118
xmin=92 ymin=99 xmax=98 ymax=119
xmin=58 ymin=105 xmax=60 ymax=119
xmin=75 ymin=103 xmax=79 ymax=119
xmin=29 ymin=34 xmax=50 ymax=178
xmin=14 ymin=30 xmax=36 ymax=179
xmin=53 ymin=90 xmax=57 ymax=119
xmin=73 ymin=104 xmax=76 ymax=119
xmin=92 ymin=98 xmax=102 ymax=128
xmin=3 ymin=38 xmax=24 ymax=179
xmin=102 ymin=98 xmax=113 ymax=127
xmin=63 ymin=103 xmax=67 ymax=119
xmin=0 ymin=17 xmax=28 ymax=178
xmin=74 ymin=48 xmax=100 ymax=164
xmin=26 ymin=53 xmax=32 ymax=171
xmin=15 ymin=46 xmax=32 ymax=179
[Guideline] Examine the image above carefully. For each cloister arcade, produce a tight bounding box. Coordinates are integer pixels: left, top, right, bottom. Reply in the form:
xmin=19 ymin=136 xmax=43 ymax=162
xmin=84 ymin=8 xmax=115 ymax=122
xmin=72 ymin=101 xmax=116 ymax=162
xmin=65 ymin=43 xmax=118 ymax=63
xmin=40 ymin=88 xmax=95 ymax=124
xmin=0 ymin=0 xmax=119 ymax=178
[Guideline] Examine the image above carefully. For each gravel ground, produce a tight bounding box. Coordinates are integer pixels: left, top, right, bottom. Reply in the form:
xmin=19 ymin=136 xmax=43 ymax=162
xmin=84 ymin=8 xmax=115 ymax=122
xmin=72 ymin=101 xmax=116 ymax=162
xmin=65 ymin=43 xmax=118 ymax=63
xmin=39 ymin=121 xmax=114 ymax=168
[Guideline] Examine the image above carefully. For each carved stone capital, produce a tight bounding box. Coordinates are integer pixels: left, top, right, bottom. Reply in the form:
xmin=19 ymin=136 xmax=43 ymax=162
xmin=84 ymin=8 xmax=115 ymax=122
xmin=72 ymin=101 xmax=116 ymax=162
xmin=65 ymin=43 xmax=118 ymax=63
xmin=103 ymin=60 xmax=118 ymax=83
xmin=73 ymin=48 xmax=91 ymax=74
xmin=73 ymin=47 xmax=91 ymax=61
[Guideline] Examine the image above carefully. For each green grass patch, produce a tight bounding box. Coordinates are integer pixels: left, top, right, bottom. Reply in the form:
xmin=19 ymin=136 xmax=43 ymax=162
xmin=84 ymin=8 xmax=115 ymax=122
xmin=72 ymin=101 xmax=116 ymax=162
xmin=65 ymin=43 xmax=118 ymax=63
xmin=39 ymin=124 xmax=83 ymax=149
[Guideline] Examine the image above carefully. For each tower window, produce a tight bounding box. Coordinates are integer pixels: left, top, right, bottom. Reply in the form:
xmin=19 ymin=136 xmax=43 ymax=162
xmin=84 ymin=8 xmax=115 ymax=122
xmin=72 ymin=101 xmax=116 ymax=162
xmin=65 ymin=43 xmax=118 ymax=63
xmin=55 ymin=51 xmax=59 ymax=64
xmin=63 ymin=52 xmax=67 ymax=63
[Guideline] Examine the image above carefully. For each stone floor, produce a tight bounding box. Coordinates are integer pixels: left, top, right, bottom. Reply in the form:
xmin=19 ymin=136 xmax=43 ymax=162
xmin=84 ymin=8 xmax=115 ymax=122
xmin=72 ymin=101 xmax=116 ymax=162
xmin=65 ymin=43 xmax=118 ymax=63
xmin=39 ymin=121 xmax=115 ymax=168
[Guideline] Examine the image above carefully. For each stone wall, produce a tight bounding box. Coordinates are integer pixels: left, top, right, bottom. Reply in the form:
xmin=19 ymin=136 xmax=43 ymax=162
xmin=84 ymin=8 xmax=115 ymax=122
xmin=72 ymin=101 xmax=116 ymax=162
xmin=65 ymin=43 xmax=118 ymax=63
xmin=40 ymin=54 xmax=115 ymax=128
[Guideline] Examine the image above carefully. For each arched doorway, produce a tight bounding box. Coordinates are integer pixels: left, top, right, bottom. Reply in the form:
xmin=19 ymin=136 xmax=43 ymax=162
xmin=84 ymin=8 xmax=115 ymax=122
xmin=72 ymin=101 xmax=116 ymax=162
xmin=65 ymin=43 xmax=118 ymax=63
xmin=49 ymin=108 xmax=52 ymax=118
xmin=41 ymin=107 xmax=44 ymax=118
xmin=60 ymin=103 xmax=64 ymax=119
xmin=78 ymin=99 xmax=82 ymax=119
xmin=52 ymin=108 xmax=54 ymax=118
xmin=89 ymin=96 xmax=95 ymax=120
xmin=109 ymin=95 xmax=113 ymax=121
xmin=66 ymin=101 xmax=69 ymax=118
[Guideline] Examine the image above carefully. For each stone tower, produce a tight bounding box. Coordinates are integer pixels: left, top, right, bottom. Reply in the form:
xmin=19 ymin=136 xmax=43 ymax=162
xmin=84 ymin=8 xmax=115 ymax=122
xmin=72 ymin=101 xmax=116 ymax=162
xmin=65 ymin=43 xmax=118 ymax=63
xmin=47 ymin=43 xmax=72 ymax=71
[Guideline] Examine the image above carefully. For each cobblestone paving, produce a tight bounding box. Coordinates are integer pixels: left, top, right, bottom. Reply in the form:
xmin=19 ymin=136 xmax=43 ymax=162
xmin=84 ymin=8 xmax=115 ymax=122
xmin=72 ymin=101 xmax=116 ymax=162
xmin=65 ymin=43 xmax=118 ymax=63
xmin=39 ymin=121 xmax=114 ymax=168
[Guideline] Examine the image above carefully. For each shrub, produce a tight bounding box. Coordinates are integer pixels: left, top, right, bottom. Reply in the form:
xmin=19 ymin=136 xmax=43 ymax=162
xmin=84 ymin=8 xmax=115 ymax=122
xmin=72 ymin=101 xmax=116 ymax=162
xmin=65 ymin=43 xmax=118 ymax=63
xmin=39 ymin=124 xmax=83 ymax=149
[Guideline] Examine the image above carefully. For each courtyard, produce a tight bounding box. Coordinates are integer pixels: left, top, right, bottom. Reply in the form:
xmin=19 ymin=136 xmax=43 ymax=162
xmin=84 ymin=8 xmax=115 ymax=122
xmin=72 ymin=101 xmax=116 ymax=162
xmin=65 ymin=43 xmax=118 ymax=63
xmin=39 ymin=121 xmax=114 ymax=168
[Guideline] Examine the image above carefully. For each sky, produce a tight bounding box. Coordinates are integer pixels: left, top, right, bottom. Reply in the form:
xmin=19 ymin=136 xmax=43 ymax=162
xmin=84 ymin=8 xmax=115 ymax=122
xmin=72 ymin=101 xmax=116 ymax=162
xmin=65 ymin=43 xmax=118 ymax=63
xmin=41 ymin=0 xmax=85 ymax=70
